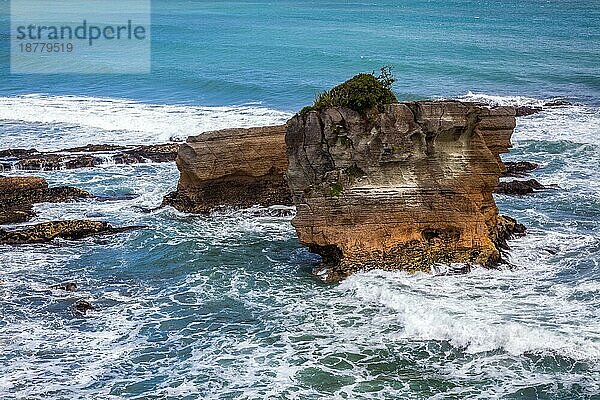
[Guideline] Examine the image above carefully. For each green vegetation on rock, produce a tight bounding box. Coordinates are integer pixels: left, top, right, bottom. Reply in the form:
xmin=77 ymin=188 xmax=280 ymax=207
xmin=345 ymin=164 xmax=366 ymax=179
xmin=328 ymin=181 xmax=344 ymax=197
xmin=301 ymin=66 xmax=398 ymax=115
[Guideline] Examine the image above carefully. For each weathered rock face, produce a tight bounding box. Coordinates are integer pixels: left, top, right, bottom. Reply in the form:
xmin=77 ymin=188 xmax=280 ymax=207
xmin=285 ymin=101 xmax=518 ymax=281
xmin=0 ymin=176 xmax=91 ymax=224
xmin=163 ymin=126 xmax=293 ymax=213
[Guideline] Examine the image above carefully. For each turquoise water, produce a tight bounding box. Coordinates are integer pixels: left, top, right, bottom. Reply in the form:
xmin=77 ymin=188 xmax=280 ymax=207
xmin=1 ymin=0 xmax=600 ymax=109
xmin=0 ymin=1 xmax=599 ymax=399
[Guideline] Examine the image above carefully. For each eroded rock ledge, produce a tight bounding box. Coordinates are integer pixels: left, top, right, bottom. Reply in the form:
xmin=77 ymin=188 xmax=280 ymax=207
xmin=285 ymin=101 xmax=520 ymax=281
xmin=0 ymin=220 xmax=140 ymax=245
xmin=0 ymin=176 xmax=90 ymax=224
xmin=163 ymin=126 xmax=293 ymax=213
xmin=0 ymin=143 xmax=179 ymax=171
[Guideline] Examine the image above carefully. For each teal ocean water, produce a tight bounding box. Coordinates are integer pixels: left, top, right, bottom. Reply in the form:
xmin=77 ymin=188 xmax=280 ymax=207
xmin=0 ymin=1 xmax=599 ymax=399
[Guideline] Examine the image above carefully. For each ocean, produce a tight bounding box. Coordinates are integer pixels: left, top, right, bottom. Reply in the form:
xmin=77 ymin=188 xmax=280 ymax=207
xmin=0 ymin=0 xmax=599 ymax=398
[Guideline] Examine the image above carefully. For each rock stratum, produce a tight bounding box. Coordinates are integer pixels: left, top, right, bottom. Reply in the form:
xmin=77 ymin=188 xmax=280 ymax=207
xmin=163 ymin=126 xmax=293 ymax=213
xmin=285 ymin=101 xmax=520 ymax=281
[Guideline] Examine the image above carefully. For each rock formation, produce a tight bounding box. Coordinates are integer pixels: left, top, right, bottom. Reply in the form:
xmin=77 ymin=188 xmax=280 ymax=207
xmin=0 ymin=220 xmax=140 ymax=245
xmin=0 ymin=176 xmax=91 ymax=224
xmin=0 ymin=143 xmax=179 ymax=171
xmin=496 ymin=178 xmax=546 ymax=195
xmin=502 ymin=161 xmax=539 ymax=177
xmin=163 ymin=126 xmax=293 ymax=213
xmin=285 ymin=101 xmax=520 ymax=281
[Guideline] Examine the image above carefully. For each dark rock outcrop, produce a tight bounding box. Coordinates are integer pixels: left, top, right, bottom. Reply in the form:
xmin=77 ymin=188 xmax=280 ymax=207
xmin=285 ymin=101 xmax=519 ymax=281
xmin=51 ymin=282 xmax=78 ymax=292
xmin=502 ymin=161 xmax=539 ymax=177
xmin=0 ymin=176 xmax=91 ymax=224
xmin=0 ymin=220 xmax=140 ymax=245
xmin=163 ymin=126 xmax=293 ymax=213
xmin=72 ymin=300 xmax=96 ymax=316
xmin=495 ymin=179 xmax=545 ymax=195
xmin=515 ymin=106 xmax=543 ymax=117
xmin=492 ymin=215 xmax=527 ymax=251
xmin=0 ymin=143 xmax=180 ymax=171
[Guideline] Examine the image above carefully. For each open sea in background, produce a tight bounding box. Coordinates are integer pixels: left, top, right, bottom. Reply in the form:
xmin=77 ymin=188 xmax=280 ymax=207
xmin=0 ymin=0 xmax=599 ymax=398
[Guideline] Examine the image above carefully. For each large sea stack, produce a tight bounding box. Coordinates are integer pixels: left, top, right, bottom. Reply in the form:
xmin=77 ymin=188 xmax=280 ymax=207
xmin=285 ymin=101 xmax=518 ymax=281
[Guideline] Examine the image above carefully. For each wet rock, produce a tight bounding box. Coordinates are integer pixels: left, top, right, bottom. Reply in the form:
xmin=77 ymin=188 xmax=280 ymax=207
xmin=0 ymin=148 xmax=38 ymax=158
xmin=51 ymin=282 xmax=78 ymax=292
xmin=286 ymin=101 xmax=519 ymax=281
xmin=163 ymin=126 xmax=293 ymax=213
xmin=63 ymin=144 xmax=128 ymax=152
xmin=495 ymin=179 xmax=545 ymax=195
xmin=0 ymin=220 xmax=141 ymax=245
xmin=72 ymin=300 xmax=96 ymax=316
xmin=0 ymin=205 xmax=36 ymax=225
xmin=0 ymin=176 xmax=91 ymax=224
xmin=515 ymin=105 xmax=543 ymax=117
xmin=0 ymin=143 xmax=180 ymax=171
xmin=502 ymin=161 xmax=539 ymax=177
xmin=431 ymin=263 xmax=472 ymax=276
xmin=122 ymin=143 xmax=181 ymax=163
xmin=543 ymin=99 xmax=571 ymax=107
xmin=491 ymin=215 xmax=527 ymax=251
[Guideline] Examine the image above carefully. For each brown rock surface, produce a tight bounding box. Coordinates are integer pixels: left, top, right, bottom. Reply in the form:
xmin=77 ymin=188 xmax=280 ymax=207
xmin=285 ymin=101 xmax=519 ymax=281
xmin=163 ymin=126 xmax=293 ymax=213
xmin=0 ymin=176 xmax=91 ymax=224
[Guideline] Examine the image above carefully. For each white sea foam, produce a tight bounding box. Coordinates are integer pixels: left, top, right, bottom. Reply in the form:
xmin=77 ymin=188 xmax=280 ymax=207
xmin=0 ymin=94 xmax=292 ymax=151
xmin=457 ymin=92 xmax=600 ymax=145
xmin=458 ymin=91 xmax=552 ymax=107
xmin=338 ymin=266 xmax=600 ymax=360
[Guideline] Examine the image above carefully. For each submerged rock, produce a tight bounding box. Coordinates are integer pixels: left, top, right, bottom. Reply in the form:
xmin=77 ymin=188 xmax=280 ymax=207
xmin=163 ymin=126 xmax=293 ymax=213
xmin=72 ymin=300 xmax=96 ymax=316
xmin=543 ymin=99 xmax=571 ymax=107
xmin=286 ymin=101 xmax=520 ymax=281
xmin=0 ymin=176 xmax=91 ymax=224
xmin=0 ymin=220 xmax=140 ymax=245
xmin=51 ymin=282 xmax=78 ymax=292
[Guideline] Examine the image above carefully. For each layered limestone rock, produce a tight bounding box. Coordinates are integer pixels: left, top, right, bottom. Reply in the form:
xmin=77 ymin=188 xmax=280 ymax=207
xmin=286 ymin=101 xmax=518 ymax=281
xmin=163 ymin=126 xmax=293 ymax=213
